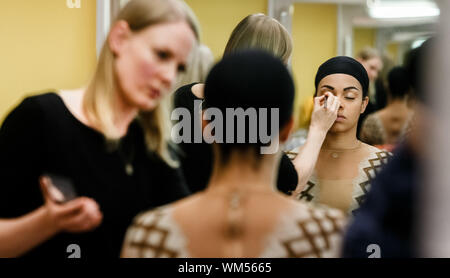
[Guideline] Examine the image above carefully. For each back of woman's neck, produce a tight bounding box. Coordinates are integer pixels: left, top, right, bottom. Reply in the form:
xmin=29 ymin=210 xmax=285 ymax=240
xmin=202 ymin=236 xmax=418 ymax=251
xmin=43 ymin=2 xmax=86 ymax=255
xmin=388 ymin=98 xmax=409 ymax=108
xmin=207 ymin=159 xmax=276 ymax=194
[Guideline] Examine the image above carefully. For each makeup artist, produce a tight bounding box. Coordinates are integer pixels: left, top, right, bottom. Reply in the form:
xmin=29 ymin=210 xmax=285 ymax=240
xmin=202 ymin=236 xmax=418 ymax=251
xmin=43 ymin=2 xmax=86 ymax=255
xmin=0 ymin=0 xmax=197 ymax=257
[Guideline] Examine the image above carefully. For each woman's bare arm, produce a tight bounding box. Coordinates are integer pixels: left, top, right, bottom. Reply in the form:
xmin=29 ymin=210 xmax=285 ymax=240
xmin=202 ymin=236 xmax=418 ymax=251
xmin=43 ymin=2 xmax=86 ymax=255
xmin=292 ymin=92 xmax=340 ymax=198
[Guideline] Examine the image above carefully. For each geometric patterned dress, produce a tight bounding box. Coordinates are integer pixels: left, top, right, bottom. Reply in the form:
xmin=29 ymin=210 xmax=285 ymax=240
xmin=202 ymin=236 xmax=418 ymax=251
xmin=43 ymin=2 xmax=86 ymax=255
xmin=289 ymin=145 xmax=392 ymax=216
xmin=121 ymin=203 xmax=347 ymax=258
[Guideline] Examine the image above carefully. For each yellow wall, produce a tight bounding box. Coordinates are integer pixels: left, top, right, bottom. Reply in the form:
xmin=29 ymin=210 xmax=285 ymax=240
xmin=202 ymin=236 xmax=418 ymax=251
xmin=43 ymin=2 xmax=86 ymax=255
xmin=185 ymin=0 xmax=267 ymax=60
xmin=386 ymin=42 xmax=399 ymax=64
xmin=353 ymin=27 xmax=376 ymax=57
xmin=291 ymin=3 xmax=337 ymax=127
xmin=180 ymin=1 xmax=338 ymax=129
xmin=0 ymin=0 xmax=97 ymax=122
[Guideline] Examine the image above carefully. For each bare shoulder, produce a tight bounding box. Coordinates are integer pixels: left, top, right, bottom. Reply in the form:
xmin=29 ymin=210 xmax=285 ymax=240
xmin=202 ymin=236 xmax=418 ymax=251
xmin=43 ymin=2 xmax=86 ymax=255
xmin=361 ymin=141 xmax=376 ymax=150
xmin=191 ymin=83 xmax=205 ymax=99
xmin=58 ymin=89 xmax=88 ymax=123
xmin=362 ymin=142 xmax=390 ymax=153
xmin=58 ymin=88 xmax=84 ymax=105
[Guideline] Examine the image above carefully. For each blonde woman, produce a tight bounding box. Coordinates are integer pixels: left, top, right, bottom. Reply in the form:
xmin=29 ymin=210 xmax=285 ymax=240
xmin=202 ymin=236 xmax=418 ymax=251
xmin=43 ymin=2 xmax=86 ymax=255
xmin=173 ymin=13 xmax=338 ymax=194
xmin=0 ymin=0 xmax=198 ymax=257
xmin=355 ymin=47 xmax=384 ymax=135
xmin=356 ymin=47 xmax=383 ymax=83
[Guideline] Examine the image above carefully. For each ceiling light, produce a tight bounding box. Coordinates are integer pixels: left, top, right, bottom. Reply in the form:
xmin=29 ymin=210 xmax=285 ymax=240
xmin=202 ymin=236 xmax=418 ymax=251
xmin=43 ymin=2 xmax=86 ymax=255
xmin=412 ymin=38 xmax=427 ymax=49
xmin=367 ymin=1 xmax=440 ymax=19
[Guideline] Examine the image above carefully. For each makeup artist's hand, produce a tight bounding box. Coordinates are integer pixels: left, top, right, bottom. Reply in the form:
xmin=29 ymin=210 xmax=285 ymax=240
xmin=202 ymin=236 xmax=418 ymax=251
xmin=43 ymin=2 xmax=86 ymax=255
xmin=39 ymin=177 xmax=103 ymax=234
xmin=291 ymin=92 xmax=340 ymax=195
xmin=310 ymin=92 xmax=340 ymax=133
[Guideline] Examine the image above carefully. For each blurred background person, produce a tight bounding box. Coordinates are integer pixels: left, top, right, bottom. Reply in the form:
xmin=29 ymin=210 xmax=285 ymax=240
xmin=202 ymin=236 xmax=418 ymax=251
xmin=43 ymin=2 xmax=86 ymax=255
xmin=173 ymin=43 xmax=214 ymax=93
xmin=122 ymin=50 xmax=346 ymax=258
xmin=373 ymin=54 xmax=396 ymax=112
xmin=356 ymin=47 xmax=384 ymax=93
xmin=355 ymin=47 xmax=384 ymax=138
xmin=342 ymin=38 xmax=432 ymax=258
xmin=0 ymin=0 xmax=198 ymax=258
xmin=360 ymin=66 xmax=414 ymax=151
xmin=291 ymin=56 xmax=392 ymax=216
xmin=172 ymin=43 xmax=215 ymax=194
xmin=420 ymin=1 xmax=450 ymax=256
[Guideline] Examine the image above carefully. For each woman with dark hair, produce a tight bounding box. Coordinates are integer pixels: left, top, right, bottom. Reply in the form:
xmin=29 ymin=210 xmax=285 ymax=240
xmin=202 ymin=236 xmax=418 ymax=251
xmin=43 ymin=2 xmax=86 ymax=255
xmin=291 ymin=56 xmax=392 ymax=216
xmin=122 ymin=51 xmax=345 ymax=258
xmin=360 ymin=66 xmax=414 ymax=150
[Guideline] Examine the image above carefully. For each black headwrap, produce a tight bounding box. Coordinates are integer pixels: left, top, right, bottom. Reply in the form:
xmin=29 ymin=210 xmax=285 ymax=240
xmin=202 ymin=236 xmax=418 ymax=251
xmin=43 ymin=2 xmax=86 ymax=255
xmin=314 ymin=56 xmax=369 ymax=97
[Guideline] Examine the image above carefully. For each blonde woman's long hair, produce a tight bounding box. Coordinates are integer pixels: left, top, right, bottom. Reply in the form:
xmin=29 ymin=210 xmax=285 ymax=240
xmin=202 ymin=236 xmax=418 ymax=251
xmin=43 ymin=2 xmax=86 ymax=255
xmin=224 ymin=14 xmax=293 ymax=63
xmin=83 ymin=0 xmax=199 ymax=167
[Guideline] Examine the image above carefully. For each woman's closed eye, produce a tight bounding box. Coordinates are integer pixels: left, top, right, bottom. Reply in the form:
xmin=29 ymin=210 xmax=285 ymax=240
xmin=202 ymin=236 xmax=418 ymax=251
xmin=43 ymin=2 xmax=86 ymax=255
xmin=344 ymin=93 xmax=356 ymax=100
